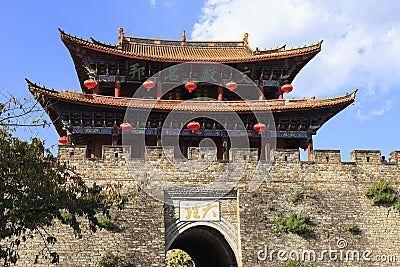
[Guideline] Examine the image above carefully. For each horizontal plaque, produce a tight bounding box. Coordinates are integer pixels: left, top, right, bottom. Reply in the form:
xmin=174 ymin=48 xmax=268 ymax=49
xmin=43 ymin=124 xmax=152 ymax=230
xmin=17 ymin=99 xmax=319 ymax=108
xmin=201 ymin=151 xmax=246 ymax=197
xmin=179 ymin=201 xmax=220 ymax=222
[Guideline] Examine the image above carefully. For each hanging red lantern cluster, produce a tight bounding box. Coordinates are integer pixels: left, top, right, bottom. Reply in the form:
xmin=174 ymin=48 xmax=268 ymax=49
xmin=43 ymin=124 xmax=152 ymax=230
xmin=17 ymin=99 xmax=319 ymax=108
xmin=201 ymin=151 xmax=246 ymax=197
xmin=225 ymin=81 xmax=237 ymax=91
xmin=253 ymin=123 xmax=266 ymax=135
xmin=185 ymin=82 xmax=197 ymax=93
xmin=143 ymin=80 xmax=155 ymax=91
xmin=281 ymin=84 xmax=293 ymax=93
xmin=84 ymin=79 xmax=97 ymax=89
xmin=58 ymin=136 xmax=68 ymax=145
xmin=120 ymin=122 xmax=133 ymax=133
xmin=187 ymin=121 xmax=200 ymax=133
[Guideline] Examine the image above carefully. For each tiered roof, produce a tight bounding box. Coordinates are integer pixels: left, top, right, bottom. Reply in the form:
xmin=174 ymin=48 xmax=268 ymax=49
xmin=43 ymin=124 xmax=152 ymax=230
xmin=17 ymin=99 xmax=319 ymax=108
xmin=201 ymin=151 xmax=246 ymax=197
xmin=27 ymin=29 xmax=356 ymax=146
xmin=60 ymin=28 xmax=322 ymax=63
xmin=28 ymin=80 xmax=356 ymax=113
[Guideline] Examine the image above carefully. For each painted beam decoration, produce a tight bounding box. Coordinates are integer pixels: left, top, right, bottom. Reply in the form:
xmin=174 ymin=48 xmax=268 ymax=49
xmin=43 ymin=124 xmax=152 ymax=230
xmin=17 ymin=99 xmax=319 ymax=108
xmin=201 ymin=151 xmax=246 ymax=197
xmin=71 ymin=126 xmax=308 ymax=138
xmin=72 ymin=126 xmax=113 ymax=135
xmin=271 ymin=131 xmax=308 ymax=138
xmin=179 ymin=201 xmax=220 ymax=222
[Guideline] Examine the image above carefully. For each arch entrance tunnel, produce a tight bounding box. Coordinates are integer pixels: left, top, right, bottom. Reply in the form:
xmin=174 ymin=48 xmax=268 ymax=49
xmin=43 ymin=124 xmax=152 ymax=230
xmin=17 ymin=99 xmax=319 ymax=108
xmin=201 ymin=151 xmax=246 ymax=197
xmin=169 ymin=226 xmax=237 ymax=267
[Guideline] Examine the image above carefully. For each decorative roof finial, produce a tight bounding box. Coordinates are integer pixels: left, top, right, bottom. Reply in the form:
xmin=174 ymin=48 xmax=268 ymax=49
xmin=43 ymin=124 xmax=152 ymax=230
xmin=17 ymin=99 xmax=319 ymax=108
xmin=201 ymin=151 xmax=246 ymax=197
xmin=118 ymin=27 xmax=124 ymax=46
xmin=243 ymin=32 xmax=249 ymax=44
xmin=182 ymin=29 xmax=186 ymax=42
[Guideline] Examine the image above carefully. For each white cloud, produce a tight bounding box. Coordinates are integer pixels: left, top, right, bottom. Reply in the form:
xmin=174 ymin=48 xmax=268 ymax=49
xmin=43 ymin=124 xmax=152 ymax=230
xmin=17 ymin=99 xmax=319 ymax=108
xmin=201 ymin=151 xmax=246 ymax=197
xmin=149 ymin=0 xmax=156 ymax=8
xmin=354 ymin=98 xmax=395 ymax=121
xmin=191 ymin=0 xmax=400 ymax=104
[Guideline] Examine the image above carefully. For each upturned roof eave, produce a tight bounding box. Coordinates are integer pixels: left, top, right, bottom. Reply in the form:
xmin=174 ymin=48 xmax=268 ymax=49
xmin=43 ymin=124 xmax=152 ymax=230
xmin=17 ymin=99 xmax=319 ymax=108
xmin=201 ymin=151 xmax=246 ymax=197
xmin=26 ymin=79 xmax=356 ymax=113
xmin=60 ymin=29 xmax=322 ymax=63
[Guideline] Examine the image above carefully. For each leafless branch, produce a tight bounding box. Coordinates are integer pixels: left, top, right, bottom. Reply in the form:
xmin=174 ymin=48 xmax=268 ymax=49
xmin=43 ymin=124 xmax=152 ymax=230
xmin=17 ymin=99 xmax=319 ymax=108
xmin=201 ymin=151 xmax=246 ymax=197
xmin=0 ymin=88 xmax=50 ymax=128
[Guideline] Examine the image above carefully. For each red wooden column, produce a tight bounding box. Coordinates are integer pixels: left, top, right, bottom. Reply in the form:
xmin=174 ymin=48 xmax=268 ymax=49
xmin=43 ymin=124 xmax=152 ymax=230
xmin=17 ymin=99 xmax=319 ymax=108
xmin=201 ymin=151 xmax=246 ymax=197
xmin=278 ymin=86 xmax=283 ymax=99
xmin=115 ymin=79 xmax=121 ymax=97
xmin=217 ymin=86 xmax=223 ymax=101
xmin=307 ymin=137 xmax=313 ymax=161
xmin=157 ymin=82 xmax=162 ymax=101
xmin=264 ymin=142 xmax=269 ymax=162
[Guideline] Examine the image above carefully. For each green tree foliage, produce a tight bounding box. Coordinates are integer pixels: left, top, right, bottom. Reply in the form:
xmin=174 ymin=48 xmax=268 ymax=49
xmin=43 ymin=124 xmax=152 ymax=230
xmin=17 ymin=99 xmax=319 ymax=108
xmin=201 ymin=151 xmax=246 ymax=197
xmin=344 ymin=223 xmax=361 ymax=234
xmin=167 ymin=249 xmax=193 ymax=267
xmin=396 ymin=201 xmax=400 ymax=213
xmin=97 ymin=251 xmax=129 ymax=267
xmin=0 ymin=93 xmax=128 ymax=265
xmin=96 ymin=213 xmax=120 ymax=231
xmin=276 ymin=212 xmax=312 ymax=234
xmin=289 ymin=190 xmax=304 ymax=204
xmin=365 ymin=179 xmax=396 ymax=205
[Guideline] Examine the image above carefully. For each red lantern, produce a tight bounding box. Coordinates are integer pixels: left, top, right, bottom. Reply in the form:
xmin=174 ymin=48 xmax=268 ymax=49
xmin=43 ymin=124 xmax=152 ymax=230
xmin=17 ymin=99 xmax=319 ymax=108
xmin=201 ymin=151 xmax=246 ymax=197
xmin=281 ymin=84 xmax=293 ymax=94
xmin=58 ymin=136 xmax=68 ymax=145
xmin=185 ymin=82 xmax=197 ymax=93
xmin=120 ymin=122 xmax=133 ymax=133
xmin=253 ymin=123 xmax=267 ymax=135
xmin=143 ymin=80 xmax=155 ymax=91
xmin=187 ymin=121 xmax=200 ymax=133
xmin=84 ymin=79 xmax=97 ymax=89
xmin=225 ymin=81 xmax=237 ymax=91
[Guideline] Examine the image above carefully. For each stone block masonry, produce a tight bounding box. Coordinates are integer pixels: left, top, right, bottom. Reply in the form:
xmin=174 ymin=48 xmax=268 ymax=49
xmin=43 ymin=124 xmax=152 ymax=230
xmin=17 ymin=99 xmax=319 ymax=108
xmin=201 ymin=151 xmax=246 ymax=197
xmin=13 ymin=146 xmax=400 ymax=266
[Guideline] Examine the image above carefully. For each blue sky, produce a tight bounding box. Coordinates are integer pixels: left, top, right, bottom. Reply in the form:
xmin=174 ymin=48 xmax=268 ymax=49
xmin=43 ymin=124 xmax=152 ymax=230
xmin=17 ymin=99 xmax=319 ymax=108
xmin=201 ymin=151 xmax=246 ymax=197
xmin=1 ymin=0 xmax=399 ymax=161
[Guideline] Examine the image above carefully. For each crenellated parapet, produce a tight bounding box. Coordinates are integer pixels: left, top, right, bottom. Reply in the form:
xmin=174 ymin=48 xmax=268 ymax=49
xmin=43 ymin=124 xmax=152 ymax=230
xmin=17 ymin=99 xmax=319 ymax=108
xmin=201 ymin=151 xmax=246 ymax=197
xmin=274 ymin=149 xmax=300 ymax=163
xmin=229 ymin=148 xmax=258 ymax=162
xmin=58 ymin=145 xmax=400 ymax=167
xmin=187 ymin=147 xmax=217 ymax=161
xmin=350 ymin=150 xmax=383 ymax=164
xmin=390 ymin=150 xmax=400 ymax=164
xmin=311 ymin=149 xmax=341 ymax=163
xmin=58 ymin=145 xmax=139 ymax=181
xmin=58 ymin=145 xmax=400 ymax=189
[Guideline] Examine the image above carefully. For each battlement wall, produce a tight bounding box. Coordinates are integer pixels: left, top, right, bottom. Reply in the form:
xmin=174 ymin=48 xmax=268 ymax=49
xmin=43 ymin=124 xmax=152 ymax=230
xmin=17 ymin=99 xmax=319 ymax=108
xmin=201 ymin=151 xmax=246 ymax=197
xmin=14 ymin=144 xmax=400 ymax=266
xmin=57 ymin=145 xmax=400 ymax=190
xmin=58 ymin=145 xmax=400 ymax=165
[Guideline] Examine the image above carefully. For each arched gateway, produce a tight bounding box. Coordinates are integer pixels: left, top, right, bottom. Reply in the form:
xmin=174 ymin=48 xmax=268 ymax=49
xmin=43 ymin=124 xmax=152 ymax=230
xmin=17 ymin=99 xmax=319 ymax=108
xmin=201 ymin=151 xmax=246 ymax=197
xmin=167 ymin=225 xmax=238 ymax=267
xmin=165 ymin=219 xmax=239 ymax=267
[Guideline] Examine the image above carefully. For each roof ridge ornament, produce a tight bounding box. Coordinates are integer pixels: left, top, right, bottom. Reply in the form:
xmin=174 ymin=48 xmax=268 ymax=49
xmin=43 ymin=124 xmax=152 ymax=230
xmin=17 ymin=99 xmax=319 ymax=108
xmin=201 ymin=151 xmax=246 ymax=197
xmin=118 ymin=27 xmax=124 ymax=47
xmin=182 ymin=29 xmax=186 ymax=42
xmin=243 ymin=32 xmax=248 ymax=44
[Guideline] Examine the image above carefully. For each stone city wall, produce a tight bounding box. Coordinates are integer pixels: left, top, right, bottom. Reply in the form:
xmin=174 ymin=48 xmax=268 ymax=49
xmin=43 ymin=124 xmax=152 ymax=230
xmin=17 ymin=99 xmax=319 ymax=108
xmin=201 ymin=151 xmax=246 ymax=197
xmin=13 ymin=146 xmax=400 ymax=266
